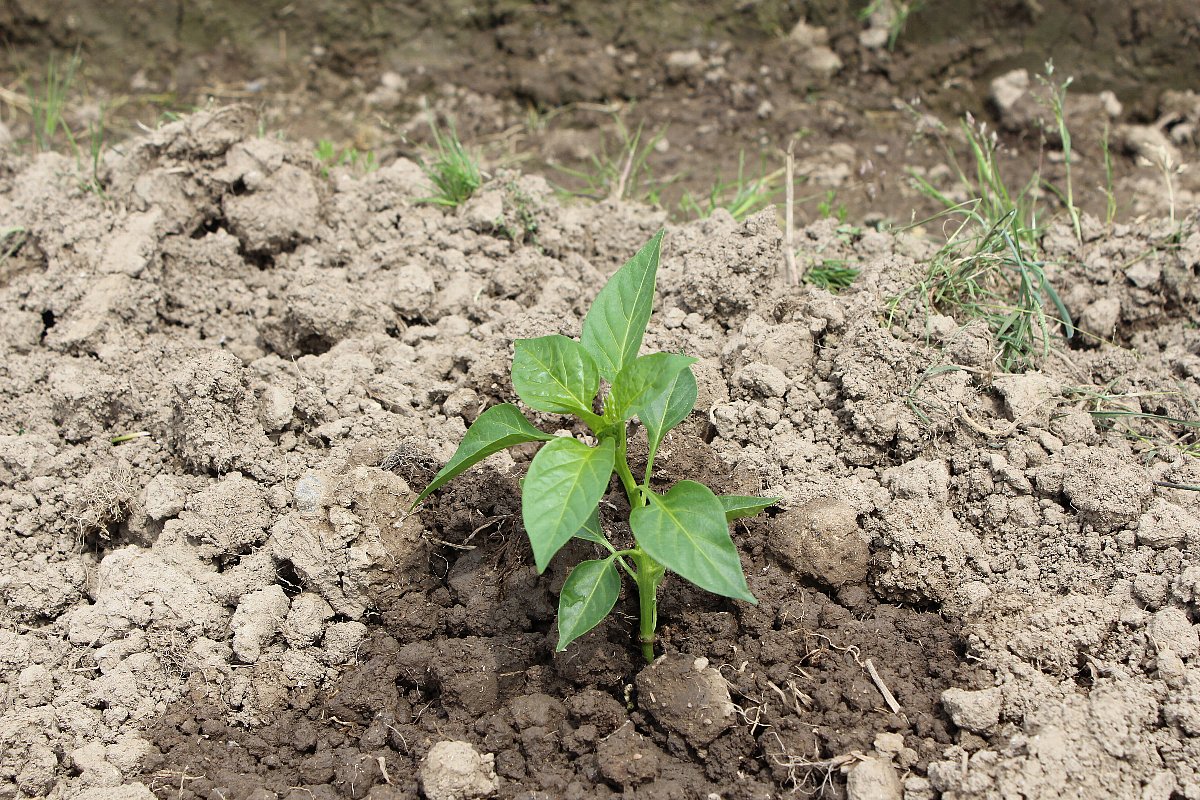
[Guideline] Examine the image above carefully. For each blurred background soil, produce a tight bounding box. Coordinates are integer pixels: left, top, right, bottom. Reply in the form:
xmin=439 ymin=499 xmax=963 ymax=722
xmin=2 ymin=0 xmax=1198 ymax=225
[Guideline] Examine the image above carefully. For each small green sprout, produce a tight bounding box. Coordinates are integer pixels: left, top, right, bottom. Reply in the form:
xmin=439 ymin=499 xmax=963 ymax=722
xmin=413 ymin=232 xmax=776 ymax=661
xmin=804 ymin=259 xmax=860 ymax=292
xmin=418 ymin=120 xmax=482 ymax=207
xmin=314 ymin=139 xmax=378 ymax=177
xmin=28 ymin=51 xmax=80 ymax=151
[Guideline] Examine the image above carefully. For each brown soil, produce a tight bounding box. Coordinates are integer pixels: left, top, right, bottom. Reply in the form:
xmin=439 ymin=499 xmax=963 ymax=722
xmin=2 ymin=0 xmax=1198 ymax=224
xmin=1 ymin=4 xmax=1200 ymax=800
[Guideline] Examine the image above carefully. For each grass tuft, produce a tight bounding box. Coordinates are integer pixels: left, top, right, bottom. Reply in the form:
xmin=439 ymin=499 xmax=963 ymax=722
xmin=1066 ymin=386 xmax=1200 ymax=460
xmin=418 ymin=119 xmax=482 ymax=207
xmin=314 ymin=138 xmax=378 ymax=177
xmin=679 ymin=151 xmax=782 ymax=221
xmin=890 ymin=113 xmax=1075 ymax=372
xmin=1035 ymin=61 xmax=1082 ymax=242
xmin=804 ymin=259 xmax=860 ymax=292
xmin=29 ymin=51 xmax=80 ymax=151
xmin=553 ymin=117 xmax=677 ymax=205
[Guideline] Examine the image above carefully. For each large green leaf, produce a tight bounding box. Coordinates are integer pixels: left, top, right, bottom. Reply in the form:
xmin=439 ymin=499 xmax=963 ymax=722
xmin=630 ymin=480 xmax=757 ymax=604
xmin=414 ymin=404 xmax=553 ymax=506
xmin=511 ymin=335 xmax=600 ymax=419
xmin=556 ymin=556 xmax=621 ymax=651
xmin=635 ymin=365 xmax=697 ymax=464
xmin=573 ymin=507 xmax=609 ymax=546
xmin=718 ymin=495 xmax=780 ymax=522
xmin=522 ymin=437 xmax=616 ymax=572
xmin=608 ymin=353 xmax=697 ymax=421
xmin=580 ymin=230 xmax=664 ymax=381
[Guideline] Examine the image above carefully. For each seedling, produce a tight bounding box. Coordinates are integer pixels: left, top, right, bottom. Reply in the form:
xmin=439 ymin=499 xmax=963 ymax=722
xmin=413 ymin=231 xmax=776 ymax=661
xmin=28 ymin=51 xmax=80 ymax=151
xmin=804 ymin=259 xmax=860 ymax=292
xmin=418 ymin=119 xmax=482 ymax=207
xmin=314 ymin=139 xmax=378 ymax=177
xmin=679 ymin=150 xmax=782 ymax=222
xmin=552 ymin=117 xmax=677 ymax=205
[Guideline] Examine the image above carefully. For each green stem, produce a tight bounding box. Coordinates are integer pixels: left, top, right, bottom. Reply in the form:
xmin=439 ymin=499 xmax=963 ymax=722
xmin=613 ymin=425 xmax=641 ymax=506
xmin=632 ymin=551 xmax=665 ymax=663
xmin=608 ymin=424 xmax=661 ymax=661
xmin=643 ymin=447 xmax=657 ymax=492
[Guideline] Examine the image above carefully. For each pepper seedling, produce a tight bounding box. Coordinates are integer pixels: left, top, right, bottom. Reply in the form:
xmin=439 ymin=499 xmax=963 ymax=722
xmin=413 ymin=231 xmax=777 ymax=662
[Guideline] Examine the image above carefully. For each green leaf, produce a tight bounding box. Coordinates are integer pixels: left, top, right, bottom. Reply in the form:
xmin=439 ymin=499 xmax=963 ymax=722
xmin=718 ymin=495 xmax=780 ymax=522
xmin=573 ymin=508 xmax=610 ymax=546
xmin=631 ymin=480 xmax=757 ymax=604
xmin=556 ymin=556 xmax=621 ymax=651
xmin=580 ymin=230 xmax=664 ymax=381
xmin=511 ymin=335 xmax=600 ymax=418
xmin=636 ymin=365 xmax=697 ymax=464
xmin=609 ymin=353 xmax=697 ymax=421
xmin=522 ymin=437 xmax=616 ymax=572
xmin=414 ymin=404 xmax=553 ymax=506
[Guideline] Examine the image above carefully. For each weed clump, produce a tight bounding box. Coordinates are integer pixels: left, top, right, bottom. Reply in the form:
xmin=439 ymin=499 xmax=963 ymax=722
xmin=418 ymin=120 xmax=482 ymax=207
xmin=892 ymin=114 xmax=1073 ymax=372
xmin=314 ymin=139 xmax=378 ymax=176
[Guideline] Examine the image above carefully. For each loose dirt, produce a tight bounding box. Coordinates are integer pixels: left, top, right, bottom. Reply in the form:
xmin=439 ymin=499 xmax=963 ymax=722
xmin=2 ymin=4 xmax=1200 ymax=800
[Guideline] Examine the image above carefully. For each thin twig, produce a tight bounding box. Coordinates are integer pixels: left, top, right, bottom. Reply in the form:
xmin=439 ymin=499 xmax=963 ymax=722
xmin=864 ymin=658 xmax=902 ymax=714
xmin=612 ymin=143 xmax=636 ymax=203
xmin=784 ymin=138 xmax=798 ymax=285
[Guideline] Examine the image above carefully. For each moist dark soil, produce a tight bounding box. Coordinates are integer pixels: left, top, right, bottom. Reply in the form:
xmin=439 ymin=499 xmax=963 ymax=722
xmin=140 ymin=449 xmax=979 ymax=799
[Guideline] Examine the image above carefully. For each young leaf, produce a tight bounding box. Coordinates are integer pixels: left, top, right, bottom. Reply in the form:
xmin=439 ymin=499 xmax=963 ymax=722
xmin=556 ymin=556 xmax=621 ymax=651
xmin=635 ymin=365 xmax=697 ymax=463
xmin=608 ymin=353 xmax=697 ymax=421
xmin=574 ymin=508 xmax=610 ymax=546
xmin=580 ymin=230 xmax=664 ymax=381
xmin=511 ymin=335 xmax=601 ymax=420
xmin=630 ymin=480 xmax=757 ymax=604
xmin=414 ymin=404 xmax=554 ymax=506
xmin=718 ymin=495 xmax=780 ymax=522
xmin=522 ymin=437 xmax=616 ymax=573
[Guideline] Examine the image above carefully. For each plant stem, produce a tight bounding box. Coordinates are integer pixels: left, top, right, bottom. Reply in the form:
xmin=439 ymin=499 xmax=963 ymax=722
xmin=632 ymin=551 xmax=665 ymax=663
xmin=613 ymin=425 xmax=641 ymax=506
xmin=612 ymin=425 xmax=662 ymax=662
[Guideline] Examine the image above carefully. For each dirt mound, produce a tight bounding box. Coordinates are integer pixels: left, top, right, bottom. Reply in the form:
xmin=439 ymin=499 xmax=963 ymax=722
xmin=1 ymin=108 xmax=1199 ymax=799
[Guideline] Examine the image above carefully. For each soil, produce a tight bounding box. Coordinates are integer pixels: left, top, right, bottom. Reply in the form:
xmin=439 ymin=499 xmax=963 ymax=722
xmin=2 ymin=0 xmax=1199 ymax=224
xmin=1 ymin=4 xmax=1200 ymax=800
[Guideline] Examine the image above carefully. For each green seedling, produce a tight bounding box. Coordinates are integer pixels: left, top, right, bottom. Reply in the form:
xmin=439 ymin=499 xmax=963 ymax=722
xmin=28 ymin=51 xmax=80 ymax=151
xmin=679 ymin=151 xmax=782 ymax=222
xmin=315 ymin=139 xmax=379 ymax=177
xmin=1035 ymin=61 xmax=1082 ymax=243
xmin=413 ymin=231 xmax=775 ymax=661
xmin=1101 ymin=124 xmax=1117 ymax=229
xmin=553 ymin=117 xmax=677 ymax=205
xmin=816 ymin=189 xmax=848 ymax=223
xmin=804 ymin=259 xmax=860 ymax=292
xmin=418 ymin=119 xmax=482 ymax=207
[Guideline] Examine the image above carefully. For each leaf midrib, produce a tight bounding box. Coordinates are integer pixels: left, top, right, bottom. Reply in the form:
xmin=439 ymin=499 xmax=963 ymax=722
xmin=647 ymin=491 xmax=726 ymax=579
xmin=525 ymin=343 xmax=593 ymax=413
xmin=594 ymin=255 xmax=656 ymax=376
